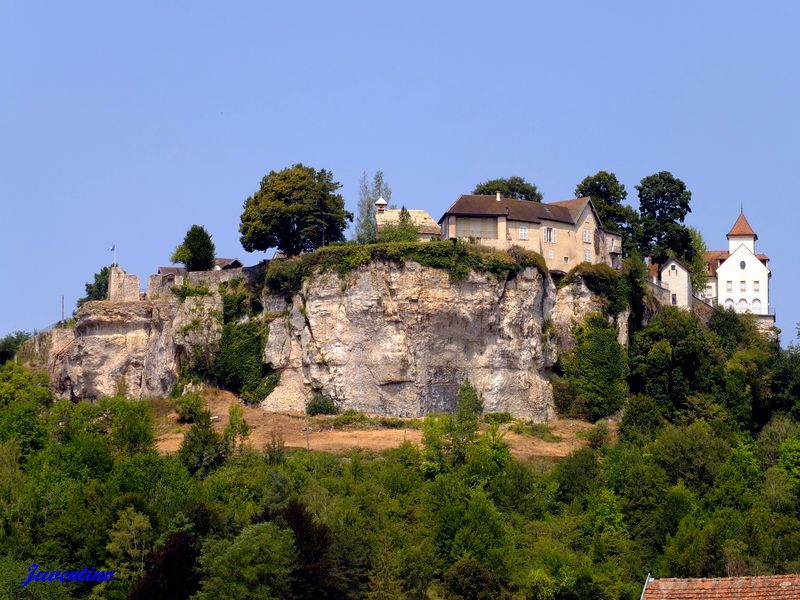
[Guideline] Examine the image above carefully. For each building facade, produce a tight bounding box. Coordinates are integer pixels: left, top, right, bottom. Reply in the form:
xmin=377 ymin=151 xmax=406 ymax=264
xmin=698 ymin=212 xmax=773 ymax=320
xmin=438 ymin=194 xmax=622 ymax=272
xmin=649 ymin=258 xmax=693 ymax=309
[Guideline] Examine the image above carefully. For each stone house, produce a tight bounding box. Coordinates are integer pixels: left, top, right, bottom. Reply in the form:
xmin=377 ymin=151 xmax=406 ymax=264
xmin=437 ymin=193 xmax=622 ymax=273
xmin=375 ymin=197 xmax=442 ymax=242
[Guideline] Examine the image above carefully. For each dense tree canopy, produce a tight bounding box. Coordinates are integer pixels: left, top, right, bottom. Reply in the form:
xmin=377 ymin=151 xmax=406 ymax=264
xmin=473 ymin=176 xmax=543 ymax=201
xmin=636 ymin=171 xmax=694 ymax=265
xmin=171 ymin=225 xmax=215 ymax=272
xmin=240 ymin=164 xmax=353 ymax=256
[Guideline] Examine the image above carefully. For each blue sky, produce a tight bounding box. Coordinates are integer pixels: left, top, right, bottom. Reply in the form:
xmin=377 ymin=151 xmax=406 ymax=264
xmin=2 ymin=1 xmax=799 ymax=342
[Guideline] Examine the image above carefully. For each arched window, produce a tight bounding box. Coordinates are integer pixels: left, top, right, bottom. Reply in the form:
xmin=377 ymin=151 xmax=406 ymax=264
xmin=752 ymin=298 xmax=762 ymax=313
xmin=738 ymin=298 xmax=748 ymax=312
xmin=724 ymin=298 xmax=734 ymax=309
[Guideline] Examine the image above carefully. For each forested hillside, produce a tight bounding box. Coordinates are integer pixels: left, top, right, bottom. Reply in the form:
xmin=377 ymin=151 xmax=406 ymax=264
xmin=1 ymin=306 xmax=799 ymax=599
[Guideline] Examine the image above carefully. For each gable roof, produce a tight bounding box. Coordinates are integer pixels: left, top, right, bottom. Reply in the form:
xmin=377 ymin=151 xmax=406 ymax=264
xmin=376 ymin=209 xmax=442 ymax=235
xmin=705 ymin=250 xmax=770 ymax=278
xmin=214 ymin=258 xmax=243 ymax=270
xmin=439 ymin=195 xmax=590 ymax=226
xmin=727 ymin=212 xmax=758 ymax=239
xmin=642 ymin=575 xmax=800 ymax=599
xmin=158 ymin=266 xmax=187 ymax=276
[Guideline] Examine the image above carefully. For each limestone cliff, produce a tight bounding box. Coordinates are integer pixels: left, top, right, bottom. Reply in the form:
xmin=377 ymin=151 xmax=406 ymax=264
xmin=25 ymin=261 xmax=623 ymax=421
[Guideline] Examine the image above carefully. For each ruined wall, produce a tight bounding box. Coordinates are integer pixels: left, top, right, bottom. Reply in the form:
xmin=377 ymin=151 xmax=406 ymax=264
xmin=108 ymin=266 xmax=141 ymax=301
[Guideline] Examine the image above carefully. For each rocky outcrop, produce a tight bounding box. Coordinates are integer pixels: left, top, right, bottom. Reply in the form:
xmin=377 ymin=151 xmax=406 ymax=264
xmin=27 ymin=261 xmax=621 ymax=421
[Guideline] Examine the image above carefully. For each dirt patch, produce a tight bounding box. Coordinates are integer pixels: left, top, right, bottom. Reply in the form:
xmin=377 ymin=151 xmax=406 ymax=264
xmin=155 ymin=389 xmax=597 ymax=461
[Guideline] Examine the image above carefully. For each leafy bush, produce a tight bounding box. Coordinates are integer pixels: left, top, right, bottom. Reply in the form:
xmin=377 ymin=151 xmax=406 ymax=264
xmin=306 ymin=393 xmax=338 ymax=415
xmin=560 ymin=262 xmax=630 ymax=315
xmin=330 ymin=408 xmax=369 ymax=427
xmin=586 ymin=421 xmax=610 ymax=449
xmin=219 ymin=278 xmax=250 ymax=324
xmin=264 ymin=240 xmax=548 ymax=299
xmin=176 ymin=393 xmax=206 ymax=423
xmin=484 ymin=412 xmax=514 ymax=425
xmin=170 ymin=281 xmax=211 ymax=302
xmin=509 ymin=420 xmax=561 ymax=442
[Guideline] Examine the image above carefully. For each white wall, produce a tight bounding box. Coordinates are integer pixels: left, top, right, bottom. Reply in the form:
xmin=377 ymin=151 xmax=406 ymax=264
xmin=715 ymin=245 xmax=770 ymax=314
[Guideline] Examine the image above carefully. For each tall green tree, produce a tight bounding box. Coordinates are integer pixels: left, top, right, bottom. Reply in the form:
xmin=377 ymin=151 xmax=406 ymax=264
xmin=687 ymin=227 xmax=709 ymax=293
xmin=77 ymin=265 xmax=111 ymax=307
xmin=473 ymin=176 xmax=542 ymax=201
xmin=171 ymin=225 xmax=215 ymax=272
xmin=356 ymin=170 xmax=391 ymax=243
xmin=635 ymin=171 xmax=694 ymax=265
xmin=575 ymin=170 xmax=640 ymax=252
xmin=240 ymin=163 xmax=353 ymax=256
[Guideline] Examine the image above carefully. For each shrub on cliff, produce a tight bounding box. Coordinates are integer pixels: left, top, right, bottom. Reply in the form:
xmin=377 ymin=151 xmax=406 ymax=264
xmin=263 ymin=240 xmax=548 ymax=299
xmin=560 ymin=262 xmax=629 ymax=316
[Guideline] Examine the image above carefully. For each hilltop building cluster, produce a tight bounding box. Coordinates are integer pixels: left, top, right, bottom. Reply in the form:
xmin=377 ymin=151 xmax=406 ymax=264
xmin=107 ymin=191 xmax=774 ymax=329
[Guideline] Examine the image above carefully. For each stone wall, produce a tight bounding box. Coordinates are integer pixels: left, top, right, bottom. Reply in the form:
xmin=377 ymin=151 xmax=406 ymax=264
xmin=108 ymin=266 xmax=141 ymax=301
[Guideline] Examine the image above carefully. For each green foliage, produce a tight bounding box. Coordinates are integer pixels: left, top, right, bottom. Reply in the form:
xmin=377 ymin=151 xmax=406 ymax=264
xmin=306 ymin=393 xmax=339 ymax=415
xmin=239 ymin=163 xmax=353 ymax=256
xmin=636 ymin=171 xmax=694 ymax=264
xmin=171 ymin=224 xmax=215 ymax=272
xmin=575 ymin=170 xmax=640 ymax=253
xmin=176 ymin=392 xmax=205 ymax=423
xmin=77 ymin=265 xmax=111 ymax=307
xmin=264 ymin=240 xmax=548 ymax=299
xmin=356 ymin=170 xmax=391 ymax=244
xmin=178 ymin=410 xmax=227 ymax=475
xmin=219 ymin=278 xmax=249 ymax=324
xmin=376 ymin=206 xmax=420 ymax=242
xmin=556 ymin=313 xmax=628 ymax=421
xmin=214 ymin=321 xmax=272 ymax=404
xmin=170 ymin=281 xmax=211 ymax=302
xmin=443 ymin=556 xmax=503 ymax=599
xmin=0 ymin=330 xmax=30 ymax=364
xmin=484 ymin=412 xmax=514 ymax=425
xmin=560 ymin=262 xmax=629 ymax=316
xmin=687 ymin=227 xmax=710 ymax=293
xmin=473 ymin=175 xmax=543 ymax=201
xmin=508 ymin=420 xmax=561 ymax=442
xmin=195 ymin=522 xmax=295 ymax=599
xmin=619 ymin=394 xmax=664 ymax=445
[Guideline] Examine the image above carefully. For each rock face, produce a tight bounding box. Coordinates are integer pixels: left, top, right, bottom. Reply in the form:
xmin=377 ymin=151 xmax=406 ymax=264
xmin=264 ymin=262 xmax=558 ymax=420
xmin=27 ymin=261 xmax=619 ymax=421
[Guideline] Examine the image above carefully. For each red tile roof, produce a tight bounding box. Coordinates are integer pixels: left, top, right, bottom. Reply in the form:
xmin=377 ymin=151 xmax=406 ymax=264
xmin=705 ymin=251 xmax=770 ymax=278
xmin=642 ymin=575 xmax=800 ymax=599
xmin=727 ymin=212 xmax=757 ymax=239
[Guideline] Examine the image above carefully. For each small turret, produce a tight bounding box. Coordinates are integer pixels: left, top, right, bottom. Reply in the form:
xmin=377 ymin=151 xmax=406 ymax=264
xmin=375 ymin=195 xmax=388 ymax=214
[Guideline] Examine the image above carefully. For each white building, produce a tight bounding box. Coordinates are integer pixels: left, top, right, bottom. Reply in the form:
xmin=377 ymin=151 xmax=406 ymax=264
xmin=699 ymin=212 xmax=773 ymax=321
xmin=649 ymin=257 xmax=693 ymax=309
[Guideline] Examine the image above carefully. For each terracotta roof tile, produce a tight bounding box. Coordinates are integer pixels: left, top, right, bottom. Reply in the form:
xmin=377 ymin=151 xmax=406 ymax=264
xmin=705 ymin=251 xmax=769 ymax=278
xmin=642 ymin=575 xmax=800 ymax=599
xmin=727 ymin=212 xmax=758 ymax=239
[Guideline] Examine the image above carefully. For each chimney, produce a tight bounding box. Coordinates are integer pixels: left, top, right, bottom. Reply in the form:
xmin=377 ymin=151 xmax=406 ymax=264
xmin=496 ymin=191 xmax=501 ymax=202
